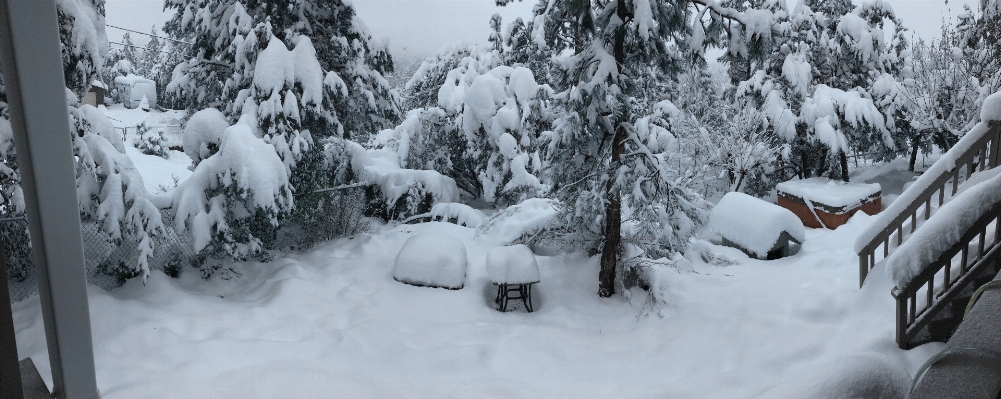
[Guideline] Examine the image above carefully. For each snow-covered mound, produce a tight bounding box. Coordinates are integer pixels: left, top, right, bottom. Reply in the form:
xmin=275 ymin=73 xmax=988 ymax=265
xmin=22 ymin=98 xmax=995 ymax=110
xmin=428 ymin=203 xmax=486 ymax=228
xmin=477 ymin=198 xmax=559 ymax=243
xmin=710 ymin=192 xmax=805 ymax=258
xmin=776 ymin=178 xmax=881 ymax=209
xmin=485 ymin=244 xmax=540 ymax=285
xmin=393 ymin=234 xmax=467 ymax=289
xmin=347 ymin=142 xmax=458 ymax=211
xmin=885 ymin=171 xmax=1001 ymax=288
xmin=183 ymin=108 xmax=230 ymax=166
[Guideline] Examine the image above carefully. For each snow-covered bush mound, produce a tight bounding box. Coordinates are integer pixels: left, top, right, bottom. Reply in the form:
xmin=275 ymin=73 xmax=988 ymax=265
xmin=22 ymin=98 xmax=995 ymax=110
xmin=485 ymin=244 xmax=540 ymax=285
xmin=411 ymin=202 xmax=486 ymax=228
xmin=377 ymin=45 xmax=552 ymax=206
xmin=183 ymin=108 xmax=230 ymax=167
xmin=346 ymin=141 xmax=458 ymax=218
xmin=158 ymin=122 xmax=292 ymax=260
xmin=807 ymin=353 xmax=910 ymax=399
xmin=393 ymin=234 xmax=467 ymax=289
xmin=981 ymin=90 xmax=1001 ymax=123
xmin=477 ymin=198 xmax=559 ymax=243
xmin=709 ymin=192 xmax=805 ymax=258
xmin=885 ymin=171 xmax=1001 ymax=288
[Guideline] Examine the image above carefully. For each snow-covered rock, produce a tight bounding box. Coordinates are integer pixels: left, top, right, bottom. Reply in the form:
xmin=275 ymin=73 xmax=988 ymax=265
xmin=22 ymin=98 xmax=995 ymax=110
xmin=710 ymin=192 xmax=805 ymax=259
xmin=393 ymin=234 xmax=467 ymax=289
xmin=486 ymin=244 xmax=540 ymax=285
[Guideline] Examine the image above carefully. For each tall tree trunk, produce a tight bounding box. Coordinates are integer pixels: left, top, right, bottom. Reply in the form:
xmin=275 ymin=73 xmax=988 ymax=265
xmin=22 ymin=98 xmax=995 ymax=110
xmin=839 ymin=150 xmax=849 ymax=182
xmin=599 ymin=124 xmax=626 ymax=297
xmin=908 ymin=135 xmax=920 ymax=172
xmin=599 ymin=0 xmax=629 ymax=298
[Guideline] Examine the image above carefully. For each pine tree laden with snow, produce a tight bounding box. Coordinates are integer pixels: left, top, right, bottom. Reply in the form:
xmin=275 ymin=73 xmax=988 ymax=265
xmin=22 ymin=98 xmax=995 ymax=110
xmin=502 ymin=0 xmax=774 ymax=297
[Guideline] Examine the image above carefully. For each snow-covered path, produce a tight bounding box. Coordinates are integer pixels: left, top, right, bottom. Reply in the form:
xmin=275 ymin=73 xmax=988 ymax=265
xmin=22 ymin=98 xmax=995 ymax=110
xmin=12 ymin=217 xmax=940 ymax=398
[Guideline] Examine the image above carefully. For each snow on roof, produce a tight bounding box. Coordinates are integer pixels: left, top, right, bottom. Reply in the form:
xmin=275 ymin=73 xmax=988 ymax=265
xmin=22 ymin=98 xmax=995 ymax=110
xmin=114 ymin=74 xmax=155 ymax=86
xmin=855 ymin=121 xmax=995 ymax=253
xmin=885 ymin=171 xmax=1001 ymax=289
xmin=776 ymin=178 xmax=881 ymax=210
xmin=710 ymin=192 xmax=805 ymax=258
xmin=91 ymin=80 xmax=107 ymax=89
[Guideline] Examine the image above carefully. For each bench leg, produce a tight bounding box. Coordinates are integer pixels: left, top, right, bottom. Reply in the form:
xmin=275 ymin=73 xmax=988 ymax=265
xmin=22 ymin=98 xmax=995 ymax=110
xmin=524 ymin=284 xmax=533 ymax=313
xmin=499 ymin=284 xmax=508 ymax=312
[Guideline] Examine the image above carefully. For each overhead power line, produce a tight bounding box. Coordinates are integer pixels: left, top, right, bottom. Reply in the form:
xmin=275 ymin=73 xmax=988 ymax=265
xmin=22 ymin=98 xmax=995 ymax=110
xmin=108 ymin=41 xmax=175 ymax=54
xmin=106 ymin=24 xmax=192 ymax=46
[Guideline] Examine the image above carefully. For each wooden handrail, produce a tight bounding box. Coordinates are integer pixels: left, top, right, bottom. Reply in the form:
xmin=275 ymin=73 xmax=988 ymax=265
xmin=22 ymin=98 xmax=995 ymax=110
xmin=891 ymin=201 xmax=1001 ymax=349
xmin=857 ymin=121 xmax=1001 ymax=288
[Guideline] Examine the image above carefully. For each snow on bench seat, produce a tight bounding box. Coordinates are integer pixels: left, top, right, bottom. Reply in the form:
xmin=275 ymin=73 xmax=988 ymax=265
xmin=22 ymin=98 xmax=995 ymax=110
xmin=710 ymin=192 xmax=805 ymax=260
xmin=393 ymin=235 xmax=467 ymax=289
xmin=486 ymin=244 xmax=540 ymax=285
xmin=776 ymin=178 xmax=881 ymax=229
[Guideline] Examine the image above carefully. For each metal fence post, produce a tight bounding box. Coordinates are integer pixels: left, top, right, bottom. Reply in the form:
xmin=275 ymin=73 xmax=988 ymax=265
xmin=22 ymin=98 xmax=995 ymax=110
xmin=0 ymin=1 xmax=100 ymax=398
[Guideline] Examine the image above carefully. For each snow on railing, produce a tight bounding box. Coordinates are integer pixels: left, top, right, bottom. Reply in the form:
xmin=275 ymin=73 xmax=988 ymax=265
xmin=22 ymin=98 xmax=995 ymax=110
xmin=888 ymin=188 xmax=1001 ymax=349
xmin=854 ymin=120 xmax=1001 ymax=288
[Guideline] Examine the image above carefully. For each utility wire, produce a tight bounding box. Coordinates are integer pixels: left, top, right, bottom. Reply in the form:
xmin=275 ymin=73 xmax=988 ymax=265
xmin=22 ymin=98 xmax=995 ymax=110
xmin=106 ymin=24 xmax=192 ymax=46
xmin=109 ymin=41 xmax=175 ymax=54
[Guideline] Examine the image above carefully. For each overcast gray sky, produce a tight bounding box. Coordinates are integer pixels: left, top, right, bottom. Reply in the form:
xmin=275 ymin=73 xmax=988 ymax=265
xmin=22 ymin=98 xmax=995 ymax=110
xmin=104 ymin=0 xmax=978 ymax=59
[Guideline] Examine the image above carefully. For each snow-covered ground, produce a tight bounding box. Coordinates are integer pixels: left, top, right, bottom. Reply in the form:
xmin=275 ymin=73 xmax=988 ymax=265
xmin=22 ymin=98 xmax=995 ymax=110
xmin=12 ymin=212 xmax=941 ymax=398
xmin=101 ymin=104 xmax=192 ymax=192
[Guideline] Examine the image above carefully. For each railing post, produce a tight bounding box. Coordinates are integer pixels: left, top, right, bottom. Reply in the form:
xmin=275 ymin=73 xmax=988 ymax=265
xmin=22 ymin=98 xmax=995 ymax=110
xmin=0 ymin=1 xmax=100 ymax=398
xmin=990 ymin=123 xmax=1001 ymax=168
xmin=859 ymin=250 xmax=868 ymax=288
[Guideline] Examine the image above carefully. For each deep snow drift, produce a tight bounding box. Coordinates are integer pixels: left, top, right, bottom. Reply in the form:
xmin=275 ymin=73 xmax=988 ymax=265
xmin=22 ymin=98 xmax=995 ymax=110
xmin=12 ymin=214 xmax=940 ymax=398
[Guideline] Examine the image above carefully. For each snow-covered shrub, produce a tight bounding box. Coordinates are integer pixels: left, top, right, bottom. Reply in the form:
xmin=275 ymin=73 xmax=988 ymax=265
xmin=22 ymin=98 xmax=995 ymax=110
xmin=345 ymin=140 xmax=458 ymax=220
xmin=134 ymin=122 xmax=169 ymax=158
xmin=158 ymin=122 xmax=293 ymax=263
xmin=393 ymin=234 xmax=467 ymax=289
xmin=182 ymin=108 xmax=230 ymax=167
xmin=406 ymin=202 xmax=486 ymax=228
xmin=477 ymin=197 xmax=560 ymax=244
xmin=382 ymin=46 xmax=554 ymax=206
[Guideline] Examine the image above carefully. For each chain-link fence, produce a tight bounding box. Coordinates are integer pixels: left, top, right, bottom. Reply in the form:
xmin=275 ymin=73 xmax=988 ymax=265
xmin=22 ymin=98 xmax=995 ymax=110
xmin=4 ymin=185 xmax=368 ymax=303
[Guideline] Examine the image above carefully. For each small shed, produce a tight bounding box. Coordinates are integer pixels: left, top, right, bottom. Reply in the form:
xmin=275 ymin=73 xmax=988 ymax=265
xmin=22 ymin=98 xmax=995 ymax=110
xmin=776 ymin=178 xmax=881 ymax=229
xmin=113 ymin=74 xmax=157 ymax=109
xmin=710 ymin=192 xmax=805 ymax=260
xmin=82 ymin=80 xmax=105 ymax=107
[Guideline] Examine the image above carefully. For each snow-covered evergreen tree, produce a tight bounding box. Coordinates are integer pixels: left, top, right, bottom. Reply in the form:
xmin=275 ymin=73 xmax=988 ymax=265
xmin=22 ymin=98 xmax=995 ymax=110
xmin=735 ymin=0 xmax=910 ymax=181
xmin=164 ymin=0 xmax=400 ymax=140
xmin=501 ymin=0 xmax=776 ymax=297
xmin=385 ymin=45 xmax=553 ymax=206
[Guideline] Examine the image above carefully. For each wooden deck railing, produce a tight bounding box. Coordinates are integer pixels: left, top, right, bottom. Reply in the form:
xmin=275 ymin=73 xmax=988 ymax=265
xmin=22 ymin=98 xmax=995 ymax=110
xmin=857 ymin=122 xmax=1001 ymax=288
xmin=891 ymin=201 xmax=1001 ymax=349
